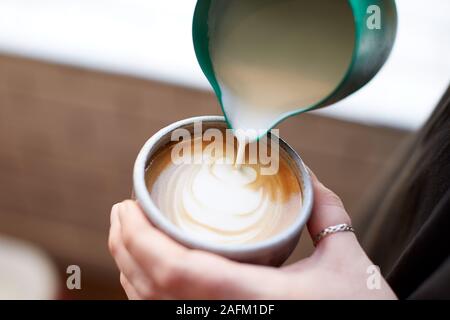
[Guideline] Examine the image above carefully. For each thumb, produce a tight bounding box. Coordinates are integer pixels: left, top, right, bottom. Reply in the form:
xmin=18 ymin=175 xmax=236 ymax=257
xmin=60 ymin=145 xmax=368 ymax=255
xmin=306 ymin=168 xmax=355 ymax=249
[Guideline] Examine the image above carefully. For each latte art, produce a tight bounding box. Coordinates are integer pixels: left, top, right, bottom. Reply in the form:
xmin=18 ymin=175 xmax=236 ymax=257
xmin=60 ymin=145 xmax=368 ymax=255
xmin=146 ymin=138 xmax=302 ymax=244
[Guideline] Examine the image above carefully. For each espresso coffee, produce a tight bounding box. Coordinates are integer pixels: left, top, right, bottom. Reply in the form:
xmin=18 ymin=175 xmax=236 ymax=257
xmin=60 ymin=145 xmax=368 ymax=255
xmin=145 ymin=134 xmax=302 ymax=245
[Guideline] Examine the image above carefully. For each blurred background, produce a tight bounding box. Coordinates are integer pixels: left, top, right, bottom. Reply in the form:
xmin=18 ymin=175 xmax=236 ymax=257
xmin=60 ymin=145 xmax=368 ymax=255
xmin=0 ymin=0 xmax=449 ymax=299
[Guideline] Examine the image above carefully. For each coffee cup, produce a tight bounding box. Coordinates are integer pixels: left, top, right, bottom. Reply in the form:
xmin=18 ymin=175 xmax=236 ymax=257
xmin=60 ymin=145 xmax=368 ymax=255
xmin=133 ymin=116 xmax=313 ymax=266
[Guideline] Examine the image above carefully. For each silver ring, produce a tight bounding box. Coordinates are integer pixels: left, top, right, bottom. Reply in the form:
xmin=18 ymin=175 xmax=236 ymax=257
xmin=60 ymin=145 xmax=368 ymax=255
xmin=313 ymin=223 xmax=355 ymax=246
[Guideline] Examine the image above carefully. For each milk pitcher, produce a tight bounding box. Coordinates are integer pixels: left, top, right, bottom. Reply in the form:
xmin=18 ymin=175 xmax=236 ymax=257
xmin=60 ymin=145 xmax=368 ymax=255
xmin=193 ymin=0 xmax=397 ymax=133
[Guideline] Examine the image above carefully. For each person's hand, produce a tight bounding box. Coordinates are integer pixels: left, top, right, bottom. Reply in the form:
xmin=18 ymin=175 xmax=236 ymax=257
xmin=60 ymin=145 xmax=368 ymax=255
xmin=108 ymin=169 xmax=397 ymax=299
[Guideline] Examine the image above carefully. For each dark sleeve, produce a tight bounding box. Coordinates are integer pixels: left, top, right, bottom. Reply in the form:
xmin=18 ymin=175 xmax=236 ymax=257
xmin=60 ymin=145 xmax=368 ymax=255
xmin=358 ymin=86 xmax=450 ymax=299
xmin=388 ymin=189 xmax=450 ymax=299
xmin=410 ymin=256 xmax=450 ymax=300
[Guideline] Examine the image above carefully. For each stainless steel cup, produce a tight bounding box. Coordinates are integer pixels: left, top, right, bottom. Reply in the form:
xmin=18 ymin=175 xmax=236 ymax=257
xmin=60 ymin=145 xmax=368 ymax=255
xmin=133 ymin=116 xmax=313 ymax=266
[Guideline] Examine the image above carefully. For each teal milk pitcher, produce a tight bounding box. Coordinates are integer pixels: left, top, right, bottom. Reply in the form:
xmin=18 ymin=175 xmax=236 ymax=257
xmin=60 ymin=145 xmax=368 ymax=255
xmin=192 ymin=0 xmax=398 ymax=137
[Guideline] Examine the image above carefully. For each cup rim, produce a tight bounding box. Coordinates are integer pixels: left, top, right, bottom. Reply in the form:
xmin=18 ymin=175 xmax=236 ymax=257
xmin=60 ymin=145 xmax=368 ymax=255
xmin=133 ymin=115 xmax=313 ymax=255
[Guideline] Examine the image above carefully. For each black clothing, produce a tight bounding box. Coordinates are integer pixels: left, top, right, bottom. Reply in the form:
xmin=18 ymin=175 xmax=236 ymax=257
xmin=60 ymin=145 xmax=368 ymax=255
xmin=360 ymin=86 xmax=450 ymax=299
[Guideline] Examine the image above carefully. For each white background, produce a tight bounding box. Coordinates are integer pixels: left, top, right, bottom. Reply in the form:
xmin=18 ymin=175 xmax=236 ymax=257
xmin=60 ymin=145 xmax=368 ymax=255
xmin=0 ymin=0 xmax=449 ymax=130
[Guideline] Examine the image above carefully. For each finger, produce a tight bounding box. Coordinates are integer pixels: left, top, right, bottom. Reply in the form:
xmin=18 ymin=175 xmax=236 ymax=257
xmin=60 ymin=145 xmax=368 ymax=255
xmin=306 ymin=168 xmax=355 ymax=249
xmin=118 ymin=200 xmax=257 ymax=299
xmin=110 ymin=203 xmax=144 ymax=281
xmin=109 ymin=203 xmax=156 ymax=298
xmin=158 ymin=249 xmax=276 ymax=299
xmin=120 ymin=273 xmax=142 ymax=300
xmin=117 ymin=200 xmax=188 ymax=287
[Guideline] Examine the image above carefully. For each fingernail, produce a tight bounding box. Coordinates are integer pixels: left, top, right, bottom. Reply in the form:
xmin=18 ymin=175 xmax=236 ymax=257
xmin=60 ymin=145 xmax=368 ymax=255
xmin=110 ymin=202 xmax=121 ymax=224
